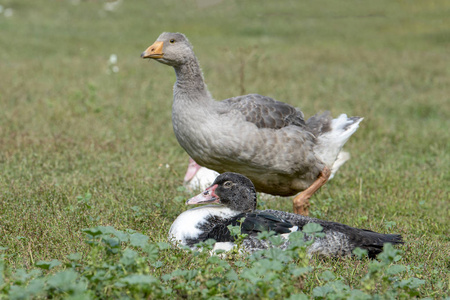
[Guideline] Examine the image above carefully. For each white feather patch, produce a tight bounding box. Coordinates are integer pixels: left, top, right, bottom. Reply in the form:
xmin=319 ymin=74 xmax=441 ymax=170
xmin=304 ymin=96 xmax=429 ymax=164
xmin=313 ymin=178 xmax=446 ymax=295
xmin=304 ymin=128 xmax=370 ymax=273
xmin=213 ymin=242 xmax=236 ymax=252
xmin=329 ymin=151 xmax=350 ymax=179
xmin=184 ymin=167 xmax=219 ymax=192
xmin=169 ymin=205 xmax=238 ymax=246
xmin=289 ymin=226 xmax=299 ymax=232
xmin=315 ymin=114 xmax=363 ymax=168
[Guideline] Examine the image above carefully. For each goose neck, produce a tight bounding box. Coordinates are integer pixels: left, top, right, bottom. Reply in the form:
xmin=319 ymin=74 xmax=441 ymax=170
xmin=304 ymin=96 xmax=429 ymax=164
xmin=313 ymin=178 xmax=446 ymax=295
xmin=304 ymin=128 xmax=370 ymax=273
xmin=174 ymin=57 xmax=209 ymax=97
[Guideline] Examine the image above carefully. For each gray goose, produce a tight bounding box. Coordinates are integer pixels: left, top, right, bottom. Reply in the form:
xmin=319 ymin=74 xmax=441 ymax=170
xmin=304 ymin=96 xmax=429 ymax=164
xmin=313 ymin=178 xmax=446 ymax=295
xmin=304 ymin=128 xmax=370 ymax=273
xmin=142 ymin=32 xmax=363 ymax=215
xmin=183 ymin=157 xmax=219 ymax=192
xmin=169 ymin=172 xmax=403 ymax=257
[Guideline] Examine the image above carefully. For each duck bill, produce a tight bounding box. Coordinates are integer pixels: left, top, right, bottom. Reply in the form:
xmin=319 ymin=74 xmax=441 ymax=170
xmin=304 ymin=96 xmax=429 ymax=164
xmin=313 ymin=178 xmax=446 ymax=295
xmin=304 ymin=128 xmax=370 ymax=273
xmin=183 ymin=158 xmax=202 ymax=183
xmin=141 ymin=41 xmax=164 ymax=59
xmin=186 ymin=184 xmax=220 ymax=205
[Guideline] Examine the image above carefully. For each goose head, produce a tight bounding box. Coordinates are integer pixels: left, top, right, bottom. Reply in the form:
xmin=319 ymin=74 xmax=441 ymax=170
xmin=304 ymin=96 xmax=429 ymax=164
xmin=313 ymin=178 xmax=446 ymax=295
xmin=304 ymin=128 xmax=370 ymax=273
xmin=141 ymin=32 xmax=194 ymax=67
xmin=186 ymin=172 xmax=257 ymax=213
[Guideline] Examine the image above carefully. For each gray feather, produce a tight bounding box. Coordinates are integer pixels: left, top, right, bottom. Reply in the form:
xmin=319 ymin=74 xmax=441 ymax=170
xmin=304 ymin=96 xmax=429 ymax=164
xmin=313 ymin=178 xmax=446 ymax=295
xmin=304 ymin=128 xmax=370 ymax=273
xmin=221 ymin=94 xmax=307 ymax=130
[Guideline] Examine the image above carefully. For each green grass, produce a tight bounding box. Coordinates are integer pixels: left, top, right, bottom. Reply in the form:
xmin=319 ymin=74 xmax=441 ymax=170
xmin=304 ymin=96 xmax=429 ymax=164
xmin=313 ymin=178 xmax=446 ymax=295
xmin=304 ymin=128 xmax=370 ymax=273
xmin=0 ymin=0 xmax=449 ymax=298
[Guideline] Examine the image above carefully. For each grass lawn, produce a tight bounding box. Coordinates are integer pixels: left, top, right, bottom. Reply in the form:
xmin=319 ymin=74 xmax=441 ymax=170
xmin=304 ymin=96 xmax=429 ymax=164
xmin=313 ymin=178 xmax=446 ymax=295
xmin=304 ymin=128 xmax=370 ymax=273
xmin=0 ymin=0 xmax=448 ymax=298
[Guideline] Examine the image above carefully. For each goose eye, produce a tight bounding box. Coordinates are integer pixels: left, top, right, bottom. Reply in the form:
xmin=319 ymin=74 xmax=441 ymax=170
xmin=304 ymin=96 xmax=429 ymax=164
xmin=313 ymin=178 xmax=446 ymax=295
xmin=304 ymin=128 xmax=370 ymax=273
xmin=223 ymin=181 xmax=232 ymax=188
xmin=169 ymin=39 xmax=175 ymax=44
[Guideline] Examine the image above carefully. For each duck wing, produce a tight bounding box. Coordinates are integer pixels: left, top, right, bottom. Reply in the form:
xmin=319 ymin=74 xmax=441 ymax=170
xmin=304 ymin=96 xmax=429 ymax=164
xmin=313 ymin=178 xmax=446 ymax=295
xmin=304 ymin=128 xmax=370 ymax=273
xmin=198 ymin=212 xmax=295 ymax=244
xmin=220 ymin=94 xmax=307 ymax=130
xmin=239 ymin=212 xmax=295 ymax=235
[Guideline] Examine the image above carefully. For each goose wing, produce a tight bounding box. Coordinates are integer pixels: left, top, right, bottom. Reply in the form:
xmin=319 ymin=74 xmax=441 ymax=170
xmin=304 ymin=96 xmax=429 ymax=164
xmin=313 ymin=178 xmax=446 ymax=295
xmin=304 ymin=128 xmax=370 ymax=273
xmin=220 ymin=94 xmax=307 ymax=129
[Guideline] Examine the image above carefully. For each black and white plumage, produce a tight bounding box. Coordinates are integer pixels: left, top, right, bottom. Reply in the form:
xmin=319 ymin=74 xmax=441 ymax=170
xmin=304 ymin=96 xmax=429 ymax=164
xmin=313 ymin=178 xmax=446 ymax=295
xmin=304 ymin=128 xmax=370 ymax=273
xmin=142 ymin=32 xmax=363 ymax=214
xmin=169 ymin=172 xmax=403 ymax=258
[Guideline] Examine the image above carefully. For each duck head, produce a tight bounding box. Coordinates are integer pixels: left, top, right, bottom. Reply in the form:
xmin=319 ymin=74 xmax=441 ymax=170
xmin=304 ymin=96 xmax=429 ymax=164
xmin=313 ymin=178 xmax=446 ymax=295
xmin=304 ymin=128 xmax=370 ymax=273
xmin=141 ymin=32 xmax=194 ymax=67
xmin=186 ymin=172 xmax=257 ymax=213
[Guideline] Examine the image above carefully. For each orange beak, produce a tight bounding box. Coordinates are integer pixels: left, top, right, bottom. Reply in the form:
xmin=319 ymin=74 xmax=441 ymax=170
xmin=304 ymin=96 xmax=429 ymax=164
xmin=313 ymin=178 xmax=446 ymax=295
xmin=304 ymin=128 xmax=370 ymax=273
xmin=141 ymin=41 xmax=164 ymax=59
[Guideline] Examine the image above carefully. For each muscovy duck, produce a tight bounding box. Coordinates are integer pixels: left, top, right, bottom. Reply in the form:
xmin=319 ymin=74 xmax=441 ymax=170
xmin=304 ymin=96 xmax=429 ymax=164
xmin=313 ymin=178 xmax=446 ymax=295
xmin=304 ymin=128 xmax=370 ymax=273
xmin=142 ymin=32 xmax=363 ymax=215
xmin=169 ymin=172 xmax=403 ymax=258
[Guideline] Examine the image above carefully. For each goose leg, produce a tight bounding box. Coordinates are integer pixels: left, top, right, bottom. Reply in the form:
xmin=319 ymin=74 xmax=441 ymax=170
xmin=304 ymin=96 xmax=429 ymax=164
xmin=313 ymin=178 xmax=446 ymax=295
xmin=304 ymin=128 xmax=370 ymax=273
xmin=293 ymin=167 xmax=331 ymax=215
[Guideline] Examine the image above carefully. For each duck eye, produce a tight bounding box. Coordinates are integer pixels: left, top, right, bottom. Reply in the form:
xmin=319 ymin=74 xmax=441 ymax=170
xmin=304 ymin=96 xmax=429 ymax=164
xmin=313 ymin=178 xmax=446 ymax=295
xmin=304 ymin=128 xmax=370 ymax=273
xmin=169 ymin=39 xmax=175 ymax=44
xmin=223 ymin=181 xmax=232 ymax=188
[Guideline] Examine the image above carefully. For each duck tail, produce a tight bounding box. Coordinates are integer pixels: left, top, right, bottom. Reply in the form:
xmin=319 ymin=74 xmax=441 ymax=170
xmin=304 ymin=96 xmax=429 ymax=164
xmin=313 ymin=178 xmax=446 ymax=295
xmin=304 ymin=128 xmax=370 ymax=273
xmin=359 ymin=231 xmax=404 ymax=258
xmin=311 ymin=114 xmax=363 ymax=172
xmin=383 ymin=234 xmax=404 ymax=244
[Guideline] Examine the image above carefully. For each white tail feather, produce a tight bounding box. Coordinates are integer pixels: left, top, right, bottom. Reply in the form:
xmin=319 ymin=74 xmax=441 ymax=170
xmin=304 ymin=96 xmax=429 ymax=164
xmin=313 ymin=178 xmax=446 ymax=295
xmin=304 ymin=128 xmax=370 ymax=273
xmin=329 ymin=151 xmax=350 ymax=180
xmin=314 ymin=114 xmax=363 ymax=173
